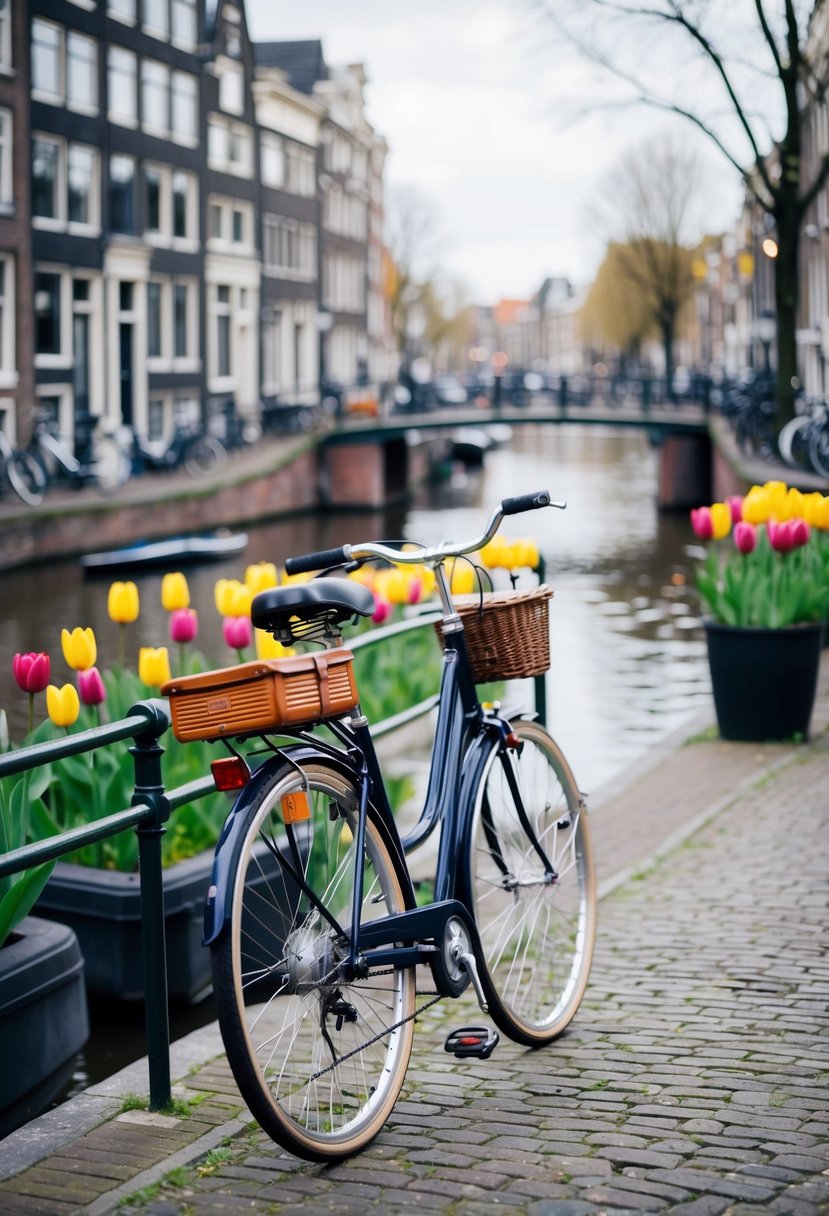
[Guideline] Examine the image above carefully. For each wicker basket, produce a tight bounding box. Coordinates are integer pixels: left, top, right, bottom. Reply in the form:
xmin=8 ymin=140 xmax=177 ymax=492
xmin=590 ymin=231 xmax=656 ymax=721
xmin=438 ymin=585 xmax=553 ymax=683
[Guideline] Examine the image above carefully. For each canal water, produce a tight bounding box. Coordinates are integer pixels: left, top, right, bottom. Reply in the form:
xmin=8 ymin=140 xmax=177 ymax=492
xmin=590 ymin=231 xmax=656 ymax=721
xmin=0 ymin=424 xmax=712 ymax=1098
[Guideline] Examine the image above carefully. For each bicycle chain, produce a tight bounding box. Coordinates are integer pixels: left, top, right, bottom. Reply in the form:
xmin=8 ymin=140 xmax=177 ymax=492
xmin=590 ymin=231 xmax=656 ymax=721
xmin=307 ymin=975 xmax=444 ymax=1083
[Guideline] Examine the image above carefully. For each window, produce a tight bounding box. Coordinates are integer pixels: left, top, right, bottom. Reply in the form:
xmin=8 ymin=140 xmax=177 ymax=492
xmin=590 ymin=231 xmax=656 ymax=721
xmin=0 ymin=254 xmax=15 ymax=383
xmin=0 ymin=0 xmax=10 ymax=70
xmin=232 ymin=208 xmax=243 ymax=243
xmin=207 ymin=197 xmax=253 ymax=249
xmin=32 ymin=137 xmax=59 ymax=219
xmin=32 ymin=20 xmax=62 ymax=100
xmin=219 ymin=61 xmax=243 ymax=115
xmin=147 ymin=396 xmax=164 ymax=439
xmin=171 ymin=0 xmax=197 ymax=47
xmin=142 ymin=59 xmax=169 ymax=132
xmin=210 ymin=203 xmax=222 ymax=238
xmin=171 ymin=71 xmax=197 ymax=141
xmin=142 ymin=0 xmax=168 ymax=38
xmin=146 ymin=166 xmax=162 ymax=232
xmin=108 ymin=0 xmax=136 ymax=21
xmin=207 ymin=115 xmax=252 ymax=176
xmin=108 ymin=46 xmax=137 ymax=124
xmin=67 ymin=145 xmax=95 ymax=224
xmin=286 ymin=144 xmax=315 ymax=197
xmin=67 ymin=33 xmax=97 ymax=110
xmin=0 ymin=110 xmax=10 ymax=206
xmin=172 ymin=171 xmax=187 ymax=237
xmin=174 ymin=283 xmax=187 ymax=357
xmin=260 ymin=132 xmax=284 ymax=188
xmin=34 ymin=272 xmax=62 ymax=355
xmin=109 ymin=154 xmax=135 ymax=232
xmin=147 ymin=281 xmax=162 ymax=357
xmin=215 ymin=285 xmax=230 ymax=377
xmin=263 ymin=215 xmax=316 ymax=280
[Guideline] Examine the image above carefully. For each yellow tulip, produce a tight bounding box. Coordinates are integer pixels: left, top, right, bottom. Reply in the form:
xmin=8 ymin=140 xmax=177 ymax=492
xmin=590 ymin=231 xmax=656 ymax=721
xmin=254 ymin=629 xmax=295 ymax=660
xmin=138 ymin=646 xmax=172 ymax=687
xmin=376 ymin=568 xmax=411 ymax=605
xmin=709 ymin=502 xmax=731 ymax=541
xmin=214 ymin=578 xmax=251 ymax=617
xmin=46 ymin=683 xmax=80 ymax=728
xmin=161 ymin=572 xmax=190 ymax=611
xmin=811 ymin=495 xmax=829 ymax=529
xmin=512 ymin=539 xmax=540 ymax=569
xmin=417 ymin=565 xmax=437 ymax=599
xmin=801 ymin=492 xmax=825 ymax=527
xmin=479 ymin=537 xmax=509 ymax=569
xmin=742 ymin=486 xmax=771 ymax=525
xmin=279 ymin=571 xmax=312 ymax=586
xmin=61 ymin=627 xmax=97 ymax=672
xmin=245 ymin=562 xmax=278 ymax=595
xmin=783 ymin=487 xmax=804 ymax=521
xmin=763 ymin=481 xmax=788 ymax=520
xmin=347 ymin=566 xmax=376 ymax=589
xmin=107 ymin=581 xmax=140 ymax=624
xmin=448 ymin=560 xmax=476 ymax=596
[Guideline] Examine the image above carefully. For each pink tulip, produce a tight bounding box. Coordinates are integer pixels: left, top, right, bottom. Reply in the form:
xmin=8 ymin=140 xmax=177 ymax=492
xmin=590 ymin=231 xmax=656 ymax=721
xmin=767 ymin=520 xmax=795 ymax=553
xmin=789 ymin=518 xmax=810 ymax=549
xmin=13 ymin=651 xmax=51 ymax=693
xmin=169 ymin=607 xmax=199 ymax=644
xmin=407 ymin=577 xmax=423 ymax=605
xmin=727 ymin=496 xmax=743 ymax=524
xmin=733 ymin=522 xmax=757 ymax=554
xmin=223 ymin=615 xmax=253 ymax=651
xmin=78 ymin=666 xmax=106 ymax=707
xmin=371 ymin=597 xmax=391 ymax=625
xmin=690 ymin=507 xmax=713 ymax=540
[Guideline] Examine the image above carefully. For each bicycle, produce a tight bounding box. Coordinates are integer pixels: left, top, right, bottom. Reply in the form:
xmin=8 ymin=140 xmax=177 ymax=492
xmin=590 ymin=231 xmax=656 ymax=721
xmin=0 ymin=427 xmax=47 ymax=505
xmin=777 ymin=398 xmax=827 ymax=473
xmin=128 ymin=421 xmax=227 ymax=479
xmin=28 ymin=414 xmax=129 ymax=495
xmin=163 ymin=490 xmax=597 ymax=1162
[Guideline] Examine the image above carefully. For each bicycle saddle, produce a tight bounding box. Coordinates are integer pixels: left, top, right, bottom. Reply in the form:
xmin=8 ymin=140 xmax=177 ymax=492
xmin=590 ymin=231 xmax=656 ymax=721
xmin=252 ymin=578 xmax=374 ymax=643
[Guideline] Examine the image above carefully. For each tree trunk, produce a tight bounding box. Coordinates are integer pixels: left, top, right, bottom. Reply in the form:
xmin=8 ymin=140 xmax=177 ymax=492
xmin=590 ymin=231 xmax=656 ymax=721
xmin=661 ymin=315 xmax=675 ymax=403
xmin=773 ymin=199 xmax=800 ymax=430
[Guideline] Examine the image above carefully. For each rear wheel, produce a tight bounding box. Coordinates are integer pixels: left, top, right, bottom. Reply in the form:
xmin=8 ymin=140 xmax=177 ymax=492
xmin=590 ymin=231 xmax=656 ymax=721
xmin=211 ymin=760 xmax=415 ymax=1161
xmin=183 ymin=434 xmax=227 ymax=477
xmin=6 ymin=451 xmax=46 ymax=505
xmin=462 ymin=719 xmax=596 ymax=1046
xmin=808 ymin=423 xmax=829 ymax=479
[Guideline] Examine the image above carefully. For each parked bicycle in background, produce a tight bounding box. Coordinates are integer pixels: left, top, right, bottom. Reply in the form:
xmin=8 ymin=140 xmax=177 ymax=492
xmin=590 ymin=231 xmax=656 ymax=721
xmin=0 ymin=427 xmax=47 ymax=505
xmin=27 ymin=412 xmax=129 ymax=496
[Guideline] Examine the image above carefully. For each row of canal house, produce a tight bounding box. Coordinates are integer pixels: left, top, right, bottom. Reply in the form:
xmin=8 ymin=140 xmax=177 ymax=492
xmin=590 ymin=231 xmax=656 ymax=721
xmin=0 ymin=0 xmax=393 ymax=455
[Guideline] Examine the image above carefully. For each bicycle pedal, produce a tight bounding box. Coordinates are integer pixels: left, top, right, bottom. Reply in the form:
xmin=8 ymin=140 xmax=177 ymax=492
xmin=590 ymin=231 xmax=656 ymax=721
xmin=444 ymin=1026 xmax=499 ymax=1059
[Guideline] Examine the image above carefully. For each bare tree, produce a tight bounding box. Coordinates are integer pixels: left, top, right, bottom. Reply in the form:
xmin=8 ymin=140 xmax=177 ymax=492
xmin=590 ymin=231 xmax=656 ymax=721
xmin=385 ymin=185 xmax=445 ymax=368
xmin=591 ymin=135 xmax=699 ymax=391
xmin=531 ymin=0 xmax=829 ymax=425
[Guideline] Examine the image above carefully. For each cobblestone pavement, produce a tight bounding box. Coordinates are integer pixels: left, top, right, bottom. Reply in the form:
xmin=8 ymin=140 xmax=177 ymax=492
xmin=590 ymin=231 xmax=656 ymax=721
xmin=1 ymin=682 xmax=827 ymax=1214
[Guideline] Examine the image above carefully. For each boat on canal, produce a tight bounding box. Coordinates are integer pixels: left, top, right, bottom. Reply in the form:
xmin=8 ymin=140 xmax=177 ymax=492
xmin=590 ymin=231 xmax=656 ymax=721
xmin=80 ymin=530 xmax=248 ymax=575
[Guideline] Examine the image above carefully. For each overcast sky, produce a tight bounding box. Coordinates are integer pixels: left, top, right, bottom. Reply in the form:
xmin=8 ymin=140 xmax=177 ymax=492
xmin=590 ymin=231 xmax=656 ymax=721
xmin=245 ymin=0 xmax=746 ymax=305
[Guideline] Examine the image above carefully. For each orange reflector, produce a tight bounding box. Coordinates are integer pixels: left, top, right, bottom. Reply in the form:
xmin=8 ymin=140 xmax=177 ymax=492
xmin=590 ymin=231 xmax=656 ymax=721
xmin=211 ymin=756 xmax=251 ymax=791
xmin=281 ymin=790 xmax=311 ymax=823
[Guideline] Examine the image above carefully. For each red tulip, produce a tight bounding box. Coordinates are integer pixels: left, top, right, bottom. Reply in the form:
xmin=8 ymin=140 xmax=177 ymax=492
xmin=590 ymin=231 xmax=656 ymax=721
xmin=169 ymin=607 xmax=199 ymax=644
xmin=13 ymin=651 xmax=51 ymax=693
xmin=690 ymin=507 xmax=713 ymax=540
xmin=371 ymin=596 xmax=391 ymax=625
xmin=767 ymin=520 xmax=795 ymax=553
xmin=78 ymin=666 xmax=106 ymax=707
xmin=223 ymin=615 xmax=253 ymax=651
xmin=789 ymin=518 xmax=810 ymax=549
xmin=733 ymin=522 xmax=757 ymax=555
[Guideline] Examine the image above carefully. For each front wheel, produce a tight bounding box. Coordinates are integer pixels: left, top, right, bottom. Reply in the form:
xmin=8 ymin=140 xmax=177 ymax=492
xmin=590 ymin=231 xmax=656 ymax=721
xmin=461 ymin=719 xmax=596 ymax=1046
xmin=183 ymin=434 xmax=227 ymax=478
xmin=6 ymin=450 xmax=47 ymax=505
xmin=808 ymin=424 xmax=829 ymax=479
xmin=211 ymin=760 xmax=416 ymax=1161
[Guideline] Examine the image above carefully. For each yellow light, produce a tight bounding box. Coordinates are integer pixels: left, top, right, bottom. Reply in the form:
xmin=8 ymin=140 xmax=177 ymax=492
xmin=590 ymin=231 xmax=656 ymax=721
xmin=762 ymin=238 xmax=778 ymax=259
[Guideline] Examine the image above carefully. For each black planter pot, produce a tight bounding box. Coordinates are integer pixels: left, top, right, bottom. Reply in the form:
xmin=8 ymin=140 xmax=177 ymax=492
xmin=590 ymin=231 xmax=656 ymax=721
xmin=704 ymin=620 xmax=823 ymax=742
xmin=0 ymin=916 xmax=89 ymax=1137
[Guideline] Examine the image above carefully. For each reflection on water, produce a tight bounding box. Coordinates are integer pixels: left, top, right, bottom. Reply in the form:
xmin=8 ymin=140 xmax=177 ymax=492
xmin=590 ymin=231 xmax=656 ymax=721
xmin=0 ymin=425 xmax=710 ymax=793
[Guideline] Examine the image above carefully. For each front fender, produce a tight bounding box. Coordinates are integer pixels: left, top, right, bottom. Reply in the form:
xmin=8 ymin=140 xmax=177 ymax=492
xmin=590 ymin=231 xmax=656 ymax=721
xmin=202 ymin=744 xmax=364 ymax=947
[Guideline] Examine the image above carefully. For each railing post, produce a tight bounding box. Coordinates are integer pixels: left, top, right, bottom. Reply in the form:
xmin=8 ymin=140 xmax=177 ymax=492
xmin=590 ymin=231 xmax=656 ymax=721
xmin=535 ymin=556 xmax=549 ymax=727
xmin=129 ymin=699 xmax=172 ymax=1111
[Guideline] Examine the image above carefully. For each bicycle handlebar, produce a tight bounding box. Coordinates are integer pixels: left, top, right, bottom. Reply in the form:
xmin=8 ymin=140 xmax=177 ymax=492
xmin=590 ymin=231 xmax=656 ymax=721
xmin=283 ymin=490 xmax=565 ymax=575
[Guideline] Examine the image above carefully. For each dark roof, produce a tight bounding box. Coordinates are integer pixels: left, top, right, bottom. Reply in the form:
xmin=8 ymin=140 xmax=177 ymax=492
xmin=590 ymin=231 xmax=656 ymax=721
xmin=254 ymin=39 xmax=328 ymax=94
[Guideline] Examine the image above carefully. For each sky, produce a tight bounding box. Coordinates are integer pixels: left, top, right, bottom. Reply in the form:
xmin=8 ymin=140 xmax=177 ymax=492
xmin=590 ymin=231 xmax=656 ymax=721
xmin=244 ymin=0 xmax=747 ymax=306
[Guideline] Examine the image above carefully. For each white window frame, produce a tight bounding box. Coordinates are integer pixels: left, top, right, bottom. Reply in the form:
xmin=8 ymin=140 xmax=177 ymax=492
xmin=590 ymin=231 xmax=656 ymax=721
xmin=107 ymin=0 xmax=137 ymax=25
xmin=32 ymin=134 xmax=64 ymax=228
xmin=33 ymin=265 xmax=73 ymax=369
xmin=108 ymin=45 xmax=138 ymax=127
xmin=0 ymin=254 xmax=17 ymax=390
xmin=170 ymin=70 xmax=198 ymax=145
xmin=0 ymin=107 xmax=12 ymax=208
xmin=66 ymin=30 xmax=98 ymax=114
xmin=31 ymin=18 xmax=63 ymax=104
xmin=66 ymin=141 xmax=99 ymax=232
xmin=170 ymin=0 xmax=197 ymax=50
xmin=218 ymin=59 xmax=244 ymax=116
xmin=172 ymin=277 xmax=198 ymax=367
xmin=207 ymin=114 xmax=253 ymax=177
xmin=141 ymin=58 xmax=170 ymax=136
xmin=142 ymin=0 xmax=169 ymax=41
xmin=260 ymin=131 xmax=284 ymax=188
xmin=0 ymin=0 xmax=11 ymax=72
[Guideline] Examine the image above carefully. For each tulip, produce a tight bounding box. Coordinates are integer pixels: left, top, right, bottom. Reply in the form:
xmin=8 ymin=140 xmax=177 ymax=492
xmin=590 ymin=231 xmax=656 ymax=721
xmin=46 ymin=682 xmax=80 ymax=729
xmin=245 ymin=562 xmax=278 ymax=595
xmin=347 ymin=566 xmax=377 ymax=589
xmin=448 ymin=559 xmax=476 ymax=596
xmin=512 ymin=539 xmax=540 ymax=569
xmin=733 ymin=521 xmax=757 ymax=555
xmin=78 ymin=666 xmax=106 ymax=707
xmin=138 ymin=646 xmax=172 ymax=687
xmin=61 ymin=627 xmax=97 ymax=672
xmin=169 ymin=607 xmax=198 ymax=645
xmin=727 ymin=496 xmax=743 ymax=524
xmin=107 ymin=581 xmax=140 ymax=623
xmin=767 ymin=519 xmax=797 ymax=553
xmin=709 ymin=502 xmax=731 ymax=541
xmin=13 ymin=651 xmax=51 ymax=736
xmin=690 ymin=507 xmax=713 ymax=540
xmin=407 ymin=575 xmax=423 ymax=605
xmin=741 ymin=486 xmax=772 ymax=525
xmin=371 ymin=596 xmax=391 ymax=625
xmin=13 ymin=651 xmax=51 ymax=694
xmin=223 ymin=615 xmax=253 ymax=658
xmin=161 ymin=572 xmax=190 ymax=612
xmin=479 ymin=537 xmax=509 ymax=569
xmin=789 ymin=517 xmax=810 ymax=549
xmin=254 ymin=629 xmax=294 ymax=660
xmin=215 ymin=578 xmax=252 ymax=617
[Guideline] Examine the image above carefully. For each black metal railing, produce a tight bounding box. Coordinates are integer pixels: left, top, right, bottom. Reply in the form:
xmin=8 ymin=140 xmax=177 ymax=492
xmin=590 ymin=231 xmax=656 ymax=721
xmin=0 ymin=609 xmax=548 ymax=1113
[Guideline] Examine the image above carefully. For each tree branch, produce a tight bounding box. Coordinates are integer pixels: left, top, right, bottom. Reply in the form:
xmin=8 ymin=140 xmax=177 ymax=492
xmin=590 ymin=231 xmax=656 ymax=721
xmin=753 ymin=0 xmax=784 ymax=79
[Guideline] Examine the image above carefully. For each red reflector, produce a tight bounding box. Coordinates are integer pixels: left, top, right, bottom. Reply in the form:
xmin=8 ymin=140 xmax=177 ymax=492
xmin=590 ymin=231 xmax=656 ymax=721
xmin=459 ymin=1036 xmax=482 ymax=1045
xmin=211 ymin=756 xmax=250 ymax=791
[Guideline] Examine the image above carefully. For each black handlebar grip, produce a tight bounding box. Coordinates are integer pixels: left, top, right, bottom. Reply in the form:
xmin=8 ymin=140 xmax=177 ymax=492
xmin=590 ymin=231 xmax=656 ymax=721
xmin=284 ymin=545 xmax=350 ymax=575
xmin=500 ymin=490 xmax=551 ymax=516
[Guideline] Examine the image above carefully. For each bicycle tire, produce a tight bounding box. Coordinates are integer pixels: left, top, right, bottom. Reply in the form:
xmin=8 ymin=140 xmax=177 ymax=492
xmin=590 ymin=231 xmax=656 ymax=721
xmin=91 ymin=435 xmax=129 ymax=494
xmin=808 ymin=424 xmax=829 ymax=480
xmin=777 ymin=416 xmax=812 ymax=469
xmin=211 ymin=759 xmax=416 ymax=1161
xmin=6 ymin=450 xmax=47 ymax=505
xmin=460 ymin=718 xmax=596 ymax=1047
xmin=183 ymin=434 xmax=227 ymax=478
